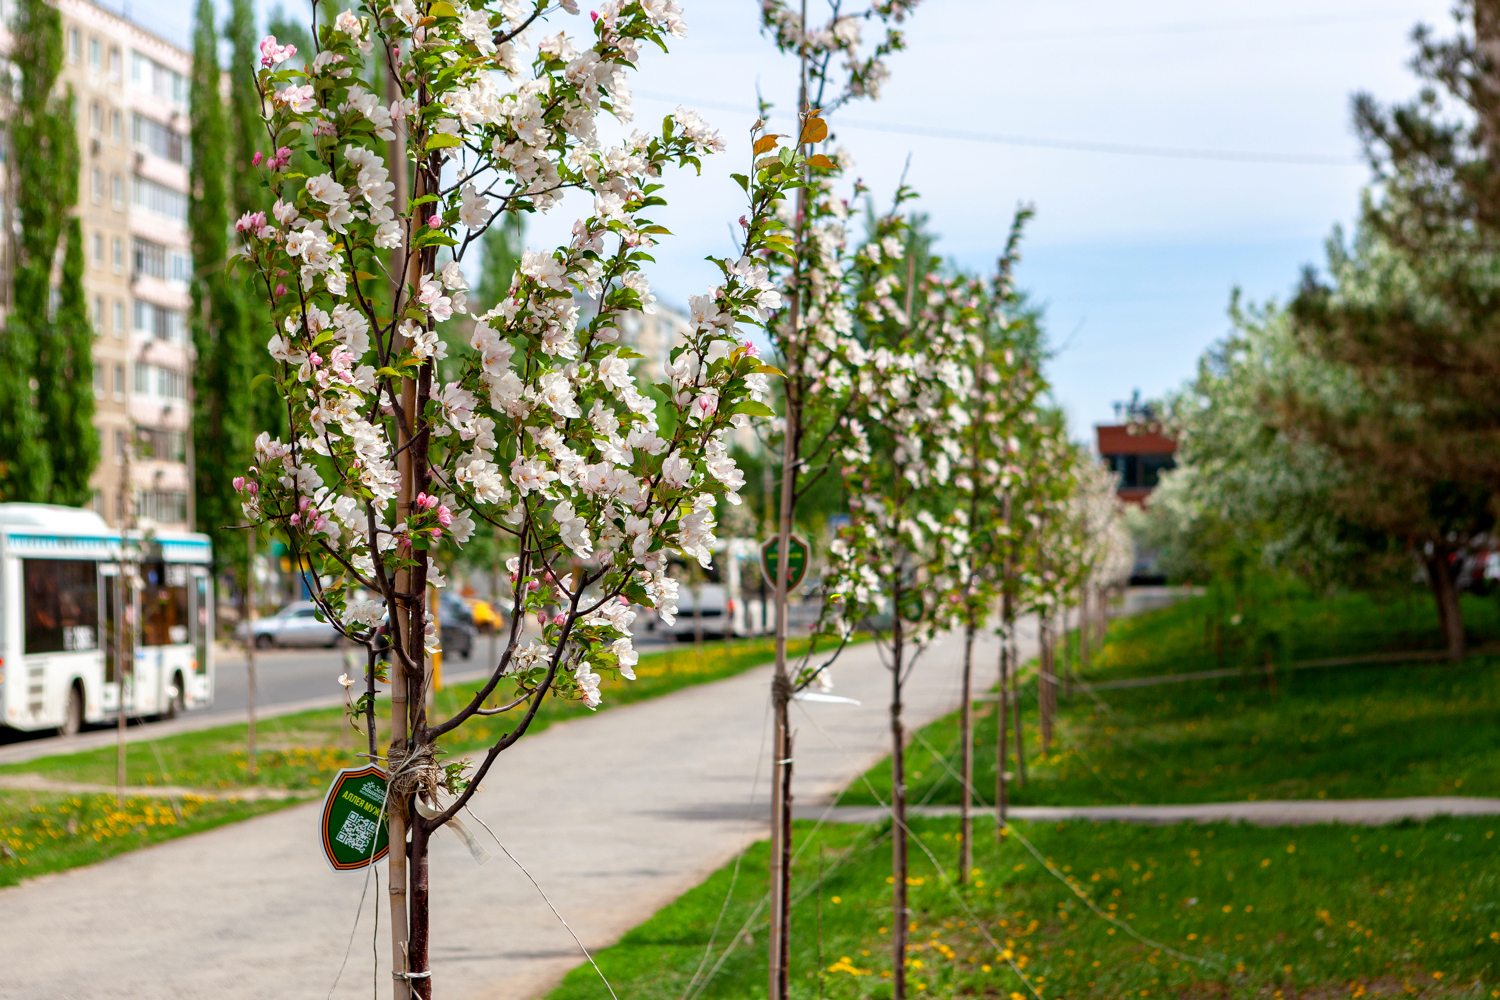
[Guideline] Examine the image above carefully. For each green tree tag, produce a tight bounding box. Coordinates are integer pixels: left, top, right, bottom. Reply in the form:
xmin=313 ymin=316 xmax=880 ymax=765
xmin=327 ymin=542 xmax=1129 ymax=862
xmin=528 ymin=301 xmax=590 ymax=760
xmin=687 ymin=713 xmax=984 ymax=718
xmin=318 ymin=765 xmax=390 ymax=872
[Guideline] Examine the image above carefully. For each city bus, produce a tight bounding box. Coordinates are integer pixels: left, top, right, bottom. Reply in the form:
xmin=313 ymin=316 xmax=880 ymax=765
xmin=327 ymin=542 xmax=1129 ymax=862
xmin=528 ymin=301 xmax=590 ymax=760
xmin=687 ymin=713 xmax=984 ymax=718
xmin=0 ymin=503 xmax=214 ymax=735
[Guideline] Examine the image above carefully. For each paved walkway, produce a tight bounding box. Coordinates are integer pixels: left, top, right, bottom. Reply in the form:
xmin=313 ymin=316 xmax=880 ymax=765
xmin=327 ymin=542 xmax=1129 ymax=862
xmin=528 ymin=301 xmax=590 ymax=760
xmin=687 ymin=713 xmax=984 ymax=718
xmin=1 ymin=627 xmax=1020 ymax=1000
xmin=810 ymin=797 xmax=1500 ymax=827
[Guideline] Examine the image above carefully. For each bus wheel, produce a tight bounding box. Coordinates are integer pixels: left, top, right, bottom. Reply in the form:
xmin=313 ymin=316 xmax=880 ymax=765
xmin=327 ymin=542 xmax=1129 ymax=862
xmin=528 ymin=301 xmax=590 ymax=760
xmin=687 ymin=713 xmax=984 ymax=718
xmin=165 ymin=674 xmax=186 ymax=720
xmin=58 ymin=684 xmax=84 ymax=738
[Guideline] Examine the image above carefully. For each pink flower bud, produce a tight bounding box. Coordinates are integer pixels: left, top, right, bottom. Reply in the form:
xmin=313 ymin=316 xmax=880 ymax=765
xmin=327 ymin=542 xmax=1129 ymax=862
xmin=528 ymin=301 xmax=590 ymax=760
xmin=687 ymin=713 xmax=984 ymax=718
xmin=527 ymin=580 xmax=540 ymax=591
xmin=274 ymin=284 xmax=287 ymax=297
xmin=536 ymin=611 xmax=548 ymax=625
xmin=428 ymin=214 xmax=441 ymax=229
xmin=552 ymin=614 xmax=566 ymax=626
xmin=232 ymin=476 xmax=245 ymax=491
xmin=252 ymin=151 xmax=264 ymax=167
xmin=436 ymin=505 xmax=453 ymax=527
xmin=247 ymin=482 xmax=259 ymax=495
xmin=415 ymin=492 xmax=438 ymax=511
xmin=430 ymin=527 xmax=443 ymax=540
xmin=289 ymin=513 xmax=301 ymax=525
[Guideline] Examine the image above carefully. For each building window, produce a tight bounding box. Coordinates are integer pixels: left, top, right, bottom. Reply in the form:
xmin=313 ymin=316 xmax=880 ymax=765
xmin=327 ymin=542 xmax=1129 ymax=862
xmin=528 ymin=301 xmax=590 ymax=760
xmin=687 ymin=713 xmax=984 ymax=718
xmin=92 ymin=231 xmax=103 ymax=266
xmin=130 ymin=53 xmax=188 ymax=109
xmin=89 ymin=37 xmax=101 ymax=70
xmin=139 ymin=428 xmax=185 ymax=462
xmin=91 ymin=167 xmax=103 ymax=204
xmin=109 ymin=46 xmax=122 ymax=81
xmin=113 ymin=301 xmax=124 ymax=338
xmin=131 ymin=113 xmax=188 ymax=165
xmin=110 ymin=109 xmax=122 ymax=143
xmin=133 ymin=299 xmax=186 ymax=343
xmin=111 ymin=173 xmax=124 ymax=209
xmin=113 ymin=363 xmax=125 ymax=400
xmin=90 ymin=101 xmax=102 ymax=134
xmin=115 ymin=428 xmax=126 ymax=464
xmin=132 ymin=361 xmax=187 ymax=400
xmin=93 ymin=364 xmax=104 ymax=397
xmin=172 ymin=252 xmax=192 ymax=283
xmin=68 ymin=28 xmax=80 ymax=64
xmin=112 ymin=237 xmax=124 ymax=274
xmin=133 ymin=237 xmax=167 ymax=280
xmin=139 ymin=491 xmax=187 ymax=525
xmin=93 ymin=294 xmax=104 ymax=332
xmin=132 ymin=175 xmax=188 ymax=224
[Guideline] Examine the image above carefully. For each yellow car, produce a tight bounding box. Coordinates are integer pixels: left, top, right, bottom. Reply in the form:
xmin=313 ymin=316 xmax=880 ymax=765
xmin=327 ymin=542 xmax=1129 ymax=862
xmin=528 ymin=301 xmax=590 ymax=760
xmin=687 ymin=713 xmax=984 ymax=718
xmin=465 ymin=597 xmax=504 ymax=631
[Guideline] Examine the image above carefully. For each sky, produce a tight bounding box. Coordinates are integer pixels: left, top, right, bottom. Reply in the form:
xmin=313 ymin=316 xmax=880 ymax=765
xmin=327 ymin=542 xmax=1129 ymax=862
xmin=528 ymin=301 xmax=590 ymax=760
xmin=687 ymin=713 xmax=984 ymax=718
xmin=139 ymin=0 xmax=1454 ymax=444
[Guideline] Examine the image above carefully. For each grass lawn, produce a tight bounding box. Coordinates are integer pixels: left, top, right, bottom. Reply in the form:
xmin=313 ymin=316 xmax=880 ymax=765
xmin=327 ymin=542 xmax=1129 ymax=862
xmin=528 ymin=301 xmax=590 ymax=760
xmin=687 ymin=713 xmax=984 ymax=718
xmin=843 ymin=593 xmax=1500 ymax=808
xmin=0 ymin=634 xmax=819 ymax=884
xmin=544 ymin=815 xmax=1500 ymax=1000
xmin=1092 ymin=590 xmax=1500 ymax=684
xmin=0 ymin=789 xmax=285 ymax=889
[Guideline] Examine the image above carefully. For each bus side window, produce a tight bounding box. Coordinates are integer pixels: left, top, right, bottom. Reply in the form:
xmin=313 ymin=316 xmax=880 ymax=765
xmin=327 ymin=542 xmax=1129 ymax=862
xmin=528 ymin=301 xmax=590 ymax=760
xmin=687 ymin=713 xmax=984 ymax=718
xmin=24 ymin=559 xmax=99 ymax=654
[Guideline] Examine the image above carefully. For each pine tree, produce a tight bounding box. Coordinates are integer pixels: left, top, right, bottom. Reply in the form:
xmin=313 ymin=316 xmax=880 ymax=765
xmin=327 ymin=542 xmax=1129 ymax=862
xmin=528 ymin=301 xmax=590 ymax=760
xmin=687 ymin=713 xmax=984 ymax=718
xmin=0 ymin=0 xmax=75 ymax=502
xmin=1289 ymin=0 xmax=1500 ymax=656
xmin=36 ymin=217 xmax=98 ymax=506
xmin=191 ymin=0 xmax=252 ymax=573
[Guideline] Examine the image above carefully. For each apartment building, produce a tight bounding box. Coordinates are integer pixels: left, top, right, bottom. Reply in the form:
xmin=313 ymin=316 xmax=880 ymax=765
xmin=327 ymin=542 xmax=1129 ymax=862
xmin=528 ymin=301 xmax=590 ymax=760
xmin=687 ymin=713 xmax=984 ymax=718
xmin=1 ymin=0 xmax=193 ymax=530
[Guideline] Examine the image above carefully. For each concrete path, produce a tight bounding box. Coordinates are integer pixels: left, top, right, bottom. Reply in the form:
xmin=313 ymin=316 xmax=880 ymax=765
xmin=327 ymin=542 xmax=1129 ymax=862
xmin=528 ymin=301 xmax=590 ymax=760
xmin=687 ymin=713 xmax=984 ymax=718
xmin=0 ymin=626 xmax=1021 ymax=1000
xmin=810 ymin=797 xmax=1500 ymax=827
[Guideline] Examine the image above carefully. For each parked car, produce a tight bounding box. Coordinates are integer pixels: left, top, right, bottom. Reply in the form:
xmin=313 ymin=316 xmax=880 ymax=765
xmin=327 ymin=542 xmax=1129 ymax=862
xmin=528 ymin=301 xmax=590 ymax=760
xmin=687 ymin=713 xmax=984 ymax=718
xmin=657 ymin=583 xmax=732 ymax=640
xmin=464 ymin=596 xmax=504 ymax=631
xmin=440 ymin=594 xmax=475 ymax=660
xmin=238 ymin=600 xmax=340 ymax=648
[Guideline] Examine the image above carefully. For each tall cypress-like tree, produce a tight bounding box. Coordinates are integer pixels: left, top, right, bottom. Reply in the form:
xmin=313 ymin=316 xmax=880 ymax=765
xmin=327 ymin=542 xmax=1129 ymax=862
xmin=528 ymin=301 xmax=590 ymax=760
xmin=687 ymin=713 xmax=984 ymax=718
xmin=37 ymin=217 xmax=99 ymax=506
xmin=0 ymin=0 xmax=76 ymax=502
xmin=191 ymin=0 xmax=253 ymax=573
xmin=226 ymin=0 xmax=283 ymax=442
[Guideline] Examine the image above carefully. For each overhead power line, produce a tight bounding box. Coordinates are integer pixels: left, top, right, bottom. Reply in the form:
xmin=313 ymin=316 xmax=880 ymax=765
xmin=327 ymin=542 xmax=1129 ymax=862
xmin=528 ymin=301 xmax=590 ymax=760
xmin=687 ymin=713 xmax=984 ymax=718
xmin=635 ymin=91 xmax=1363 ymax=166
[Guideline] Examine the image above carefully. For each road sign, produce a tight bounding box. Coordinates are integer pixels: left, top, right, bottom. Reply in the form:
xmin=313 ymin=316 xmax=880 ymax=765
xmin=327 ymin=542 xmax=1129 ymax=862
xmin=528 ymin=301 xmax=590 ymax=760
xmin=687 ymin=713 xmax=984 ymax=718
xmin=760 ymin=533 xmax=809 ymax=591
xmin=319 ymin=764 xmax=391 ymax=872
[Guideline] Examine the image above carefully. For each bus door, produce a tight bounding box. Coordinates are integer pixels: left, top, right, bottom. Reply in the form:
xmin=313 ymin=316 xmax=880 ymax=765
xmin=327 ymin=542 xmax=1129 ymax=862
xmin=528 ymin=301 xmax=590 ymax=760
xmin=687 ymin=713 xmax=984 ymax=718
xmin=101 ymin=565 xmax=124 ymax=714
xmin=190 ymin=568 xmax=213 ymax=706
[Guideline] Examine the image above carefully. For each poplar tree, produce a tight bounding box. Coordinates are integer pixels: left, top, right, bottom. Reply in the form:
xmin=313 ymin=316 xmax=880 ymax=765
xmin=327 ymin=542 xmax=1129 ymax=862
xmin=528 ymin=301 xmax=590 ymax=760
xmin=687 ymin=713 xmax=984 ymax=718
xmin=0 ymin=0 xmax=77 ymax=502
xmin=37 ymin=217 xmax=98 ymax=506
xmin=226 ymin=0 xmax=282 ymax=441
xmin=190 ymin=0 xmax=253 ymax=570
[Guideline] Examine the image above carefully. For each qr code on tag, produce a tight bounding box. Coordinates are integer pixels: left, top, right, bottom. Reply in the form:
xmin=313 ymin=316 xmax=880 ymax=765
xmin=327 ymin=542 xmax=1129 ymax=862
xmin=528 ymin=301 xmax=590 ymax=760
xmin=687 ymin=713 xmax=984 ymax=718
xmin=335 ymin=811 xmax=378 ymax=854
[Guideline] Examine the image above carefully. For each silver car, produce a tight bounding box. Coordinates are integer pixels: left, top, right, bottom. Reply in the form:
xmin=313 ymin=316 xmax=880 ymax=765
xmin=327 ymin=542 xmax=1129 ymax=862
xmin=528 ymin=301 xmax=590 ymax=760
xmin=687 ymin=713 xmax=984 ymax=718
xmin=241 ymin=601 xmax=341 ymax=648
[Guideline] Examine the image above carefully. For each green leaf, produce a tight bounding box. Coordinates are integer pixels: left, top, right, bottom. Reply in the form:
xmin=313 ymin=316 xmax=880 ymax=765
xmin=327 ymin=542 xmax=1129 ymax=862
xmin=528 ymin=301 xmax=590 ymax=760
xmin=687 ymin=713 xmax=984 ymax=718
xmin=377 ymin=366 xmax=402 ymax=378
xmin=732 ymin=400 xmax=777 ymax=418
xmin=249 ymin=373 xmax=274 ymax=393
xmin=429 ymin=0 xmax=458 ymax=15
xmin=425 ymin=133 xmax=462 ymax=150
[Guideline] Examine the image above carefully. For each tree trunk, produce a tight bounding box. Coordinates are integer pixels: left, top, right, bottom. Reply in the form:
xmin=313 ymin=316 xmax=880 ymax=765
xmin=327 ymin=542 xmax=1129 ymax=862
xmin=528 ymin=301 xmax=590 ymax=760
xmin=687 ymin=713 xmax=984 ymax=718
xmin=1426 ymin=549 xmax=1466 ymax=660
xmin=890 ymin=610 xmax=908 ymax=1000
xmin=995 ymin=625 xmax=1008 ymax=830
xmin=1012 ymin=628 xmax=1026 ymax=788
xmin=1039 ymin=617 xmax=1055 ymax=754
xmin=958 ymin=618 xmax=974 ymax=883
xmin=1079 ymin=588 xmax=1090 ymax=676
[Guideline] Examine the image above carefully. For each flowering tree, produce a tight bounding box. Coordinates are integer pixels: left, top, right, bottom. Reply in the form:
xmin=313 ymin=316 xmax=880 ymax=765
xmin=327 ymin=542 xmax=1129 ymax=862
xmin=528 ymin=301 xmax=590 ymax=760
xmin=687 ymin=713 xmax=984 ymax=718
xmin=939 ymin=207 xmax=1042 ymax=880
xmin=234 ymin=2 xmax=798 ymax=992
xmin=817 ymin=209 xmax=979 ymax=1000
xmin=752 ymin=3 xmax=920 ymax=992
